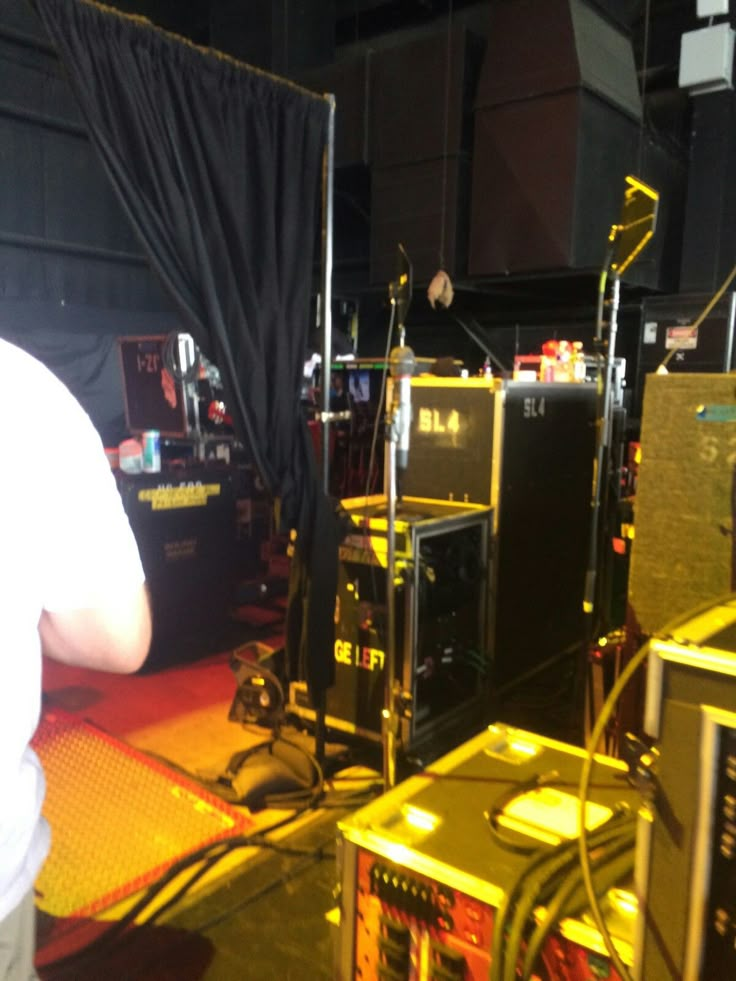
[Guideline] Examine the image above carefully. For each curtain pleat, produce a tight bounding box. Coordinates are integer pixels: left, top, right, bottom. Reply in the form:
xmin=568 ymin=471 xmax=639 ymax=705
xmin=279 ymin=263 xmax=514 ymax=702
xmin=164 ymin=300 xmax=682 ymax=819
xmin=32 ymin=0 xmax=338 ymax=695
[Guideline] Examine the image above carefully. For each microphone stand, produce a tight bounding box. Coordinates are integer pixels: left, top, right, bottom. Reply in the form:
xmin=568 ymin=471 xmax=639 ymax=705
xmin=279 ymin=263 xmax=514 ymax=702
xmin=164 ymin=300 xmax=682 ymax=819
xmin=383 ymin=327 xmax=413 ymax=789
xmin=583 ymin=246 xmax=620 ymax=633
xmin=383 ymin=391 xmax=400 ymax=789
xmin=382 ymin=244 xmax=413 ymax=789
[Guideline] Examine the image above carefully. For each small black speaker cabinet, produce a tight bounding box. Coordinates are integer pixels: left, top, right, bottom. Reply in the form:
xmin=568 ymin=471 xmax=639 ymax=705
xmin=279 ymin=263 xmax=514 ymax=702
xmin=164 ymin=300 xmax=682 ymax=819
xmin=117 ymin=466 xmax=238 ymax=667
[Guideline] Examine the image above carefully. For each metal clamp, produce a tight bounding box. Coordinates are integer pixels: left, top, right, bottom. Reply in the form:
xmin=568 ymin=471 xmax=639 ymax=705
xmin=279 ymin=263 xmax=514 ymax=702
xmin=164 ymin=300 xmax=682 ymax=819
xmin=316 ymin=409 xmax=352 ymax=423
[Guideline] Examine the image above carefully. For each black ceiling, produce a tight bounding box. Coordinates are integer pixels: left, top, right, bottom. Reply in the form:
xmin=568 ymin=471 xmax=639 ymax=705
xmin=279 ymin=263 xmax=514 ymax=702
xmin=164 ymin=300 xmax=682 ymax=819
xmin=106 ymin=0 xmax=701 ymax=76
xmin=96 ymin=0 xmax=730 ymax=336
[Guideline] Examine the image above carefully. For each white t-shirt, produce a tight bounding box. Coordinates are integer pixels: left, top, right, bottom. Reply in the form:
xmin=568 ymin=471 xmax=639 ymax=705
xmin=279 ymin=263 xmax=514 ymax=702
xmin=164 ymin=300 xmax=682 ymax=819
xmin=0 ymin=338 xmax=145 ymax=921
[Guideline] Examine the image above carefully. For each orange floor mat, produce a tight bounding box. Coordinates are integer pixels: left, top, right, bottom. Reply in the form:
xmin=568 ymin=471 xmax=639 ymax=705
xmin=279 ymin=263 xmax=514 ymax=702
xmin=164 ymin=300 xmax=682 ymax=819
xmin=31 ymin=709 xmax=252 ymax=921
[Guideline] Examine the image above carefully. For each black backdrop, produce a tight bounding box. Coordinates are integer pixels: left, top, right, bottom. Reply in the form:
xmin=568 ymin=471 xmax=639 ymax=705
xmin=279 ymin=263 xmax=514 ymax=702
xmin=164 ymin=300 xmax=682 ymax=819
xmin=0 ymin=299 xmax=178 ymax=445
xmin=31 ymin=0 xmax=339 ymax=696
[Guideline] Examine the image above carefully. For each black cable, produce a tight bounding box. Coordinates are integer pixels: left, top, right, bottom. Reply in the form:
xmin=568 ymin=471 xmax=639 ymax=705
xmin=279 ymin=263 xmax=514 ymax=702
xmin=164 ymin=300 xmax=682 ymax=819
xmin=492 ymin=639 xmax=582 ymax=700
xmin=500 ymin=818 xmax=635 ymax=981
xmin=260 ymin=733 xmax=325 ymax=809
xmin=362 ymin=300 xmax=395 ymax=504
xmin=489 ymin=807 xmax=633 ymax=981
xmin=43 ymin=840 xmax=235 ymax=978
xmin=521 ymin=831 xmax=635 ymax=980
xmin=446 ymin=312 xmax=509 ymax=375
xmin=185 ymin=840 xmax=333 ymax=936
xmin=41 ymin=807 xmax=316 ymax=978
xmin=141 ymin=848 xmax=230 ymax=928
xmin=499 ymin=819 xmax=634 ymax=981
xmin=45 ymin=826 xmax=339 ymax=980
xmin=148 ymin=728 xmax=327 ymax=811
xmin=215 ymin=729 xmax=379 ymax=810
xmin=658 ymin=262 xmax=736 ymax=371
xmin=553 ymin=835 xmax=634 ymax=924
xmin=577 ymin=591 xmax=736 ymax=981
xmin=484 ymin=770 xmax=562 ymax=856
xmin=318 ymin=795 xmax=380 ymax=809
xmin=135 ymin=831 xmax=340 ymax=935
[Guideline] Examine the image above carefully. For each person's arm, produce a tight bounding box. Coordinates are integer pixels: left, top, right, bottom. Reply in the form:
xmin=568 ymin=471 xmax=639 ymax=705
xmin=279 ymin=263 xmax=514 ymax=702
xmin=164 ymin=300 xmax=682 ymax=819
xmin=22 ymin=348 xmax=152 ymax=672
xmin=39 ymin=583 xmax=151 ymax=673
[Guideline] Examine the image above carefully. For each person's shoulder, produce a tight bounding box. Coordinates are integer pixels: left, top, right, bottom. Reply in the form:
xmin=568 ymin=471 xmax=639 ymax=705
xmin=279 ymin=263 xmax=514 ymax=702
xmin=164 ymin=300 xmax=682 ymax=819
xmin=0 ymin=338 xmax=64 ymax=393
xmin=0 ymin=338 xmax=96 ymax=437
xmin=0 ymin=336 xmax=30 ymax=371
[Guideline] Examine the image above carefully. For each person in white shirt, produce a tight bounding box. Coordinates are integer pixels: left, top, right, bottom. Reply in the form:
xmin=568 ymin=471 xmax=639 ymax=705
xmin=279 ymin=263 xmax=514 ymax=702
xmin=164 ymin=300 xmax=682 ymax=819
xmin=0 ymin=338 xmax=151 ymax=981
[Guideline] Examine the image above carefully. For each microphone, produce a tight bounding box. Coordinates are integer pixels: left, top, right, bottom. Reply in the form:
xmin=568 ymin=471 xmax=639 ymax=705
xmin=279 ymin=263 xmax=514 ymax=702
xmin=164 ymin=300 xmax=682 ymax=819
xmin=390 ymin=345 xmax=416 ymax=471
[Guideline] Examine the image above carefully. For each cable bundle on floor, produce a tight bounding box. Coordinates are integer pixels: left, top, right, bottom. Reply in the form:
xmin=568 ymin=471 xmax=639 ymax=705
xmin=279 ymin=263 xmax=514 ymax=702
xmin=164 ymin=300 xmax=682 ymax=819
xmin=488 ymin=804 xmax=636 ymax=981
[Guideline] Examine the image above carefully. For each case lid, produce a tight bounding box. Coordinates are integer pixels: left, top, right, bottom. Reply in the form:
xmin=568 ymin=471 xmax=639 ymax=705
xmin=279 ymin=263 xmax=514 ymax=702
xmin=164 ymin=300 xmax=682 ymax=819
xmin=387 ymin=377 xmax=503 ymax=515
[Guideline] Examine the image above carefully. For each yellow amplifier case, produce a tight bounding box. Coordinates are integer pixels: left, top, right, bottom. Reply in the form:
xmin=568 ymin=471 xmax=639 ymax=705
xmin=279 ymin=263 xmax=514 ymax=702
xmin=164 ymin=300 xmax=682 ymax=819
xmin=336 ymin=724 xmax=637 ymax=980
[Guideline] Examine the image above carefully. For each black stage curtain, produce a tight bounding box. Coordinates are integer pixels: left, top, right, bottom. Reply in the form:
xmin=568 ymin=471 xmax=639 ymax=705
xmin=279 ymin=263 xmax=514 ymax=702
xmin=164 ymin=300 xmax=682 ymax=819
xmin=31 ymin=0 xmax=339 ymax=696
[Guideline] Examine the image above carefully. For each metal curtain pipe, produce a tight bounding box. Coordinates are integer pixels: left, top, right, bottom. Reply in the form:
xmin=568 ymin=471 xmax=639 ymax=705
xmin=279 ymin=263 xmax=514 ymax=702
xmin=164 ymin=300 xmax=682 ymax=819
xmin=320 ymin=93 xmax=335 ymax=494
xmin=313 ymin=92 xmax=335 ymax=766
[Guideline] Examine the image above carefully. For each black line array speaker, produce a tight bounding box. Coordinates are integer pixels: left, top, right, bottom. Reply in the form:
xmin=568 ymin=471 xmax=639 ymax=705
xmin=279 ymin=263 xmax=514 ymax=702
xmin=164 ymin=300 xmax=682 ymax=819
xmin=628 ymin=373 xmax=736 ymax=638
xmin=469 ymin=0 xmax=642 ymax=278
xmin=368 ymin=26 xmax=484 ymax=285
xmin=368 ymin=26 xmax=483 ymax=170
xmin=680 ymin=90 xmax=736 ymax=294
xmin=370 ymin=154 xmax=472 ymax=285
xmin=297 ymin=56 xmax=370 ymax=168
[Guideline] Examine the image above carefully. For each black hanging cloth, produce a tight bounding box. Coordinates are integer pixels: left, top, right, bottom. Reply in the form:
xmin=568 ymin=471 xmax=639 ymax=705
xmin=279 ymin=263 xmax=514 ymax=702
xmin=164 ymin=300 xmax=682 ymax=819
xmin=31 ymin=0 xmax=340 ymax=696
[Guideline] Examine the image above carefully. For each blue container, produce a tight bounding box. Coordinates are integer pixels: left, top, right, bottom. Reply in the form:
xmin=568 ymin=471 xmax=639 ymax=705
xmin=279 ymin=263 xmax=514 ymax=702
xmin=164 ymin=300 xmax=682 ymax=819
xmin=142 ymin=430 xmax=161 ymax=473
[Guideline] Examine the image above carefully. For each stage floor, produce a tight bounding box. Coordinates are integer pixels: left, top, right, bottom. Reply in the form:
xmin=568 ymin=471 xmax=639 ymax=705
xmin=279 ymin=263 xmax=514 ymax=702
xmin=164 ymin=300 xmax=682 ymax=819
xmin=35 ymin=619 xmax=378 ymax=980
xmin=32 ymin=589 xmax=591 ymax=979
